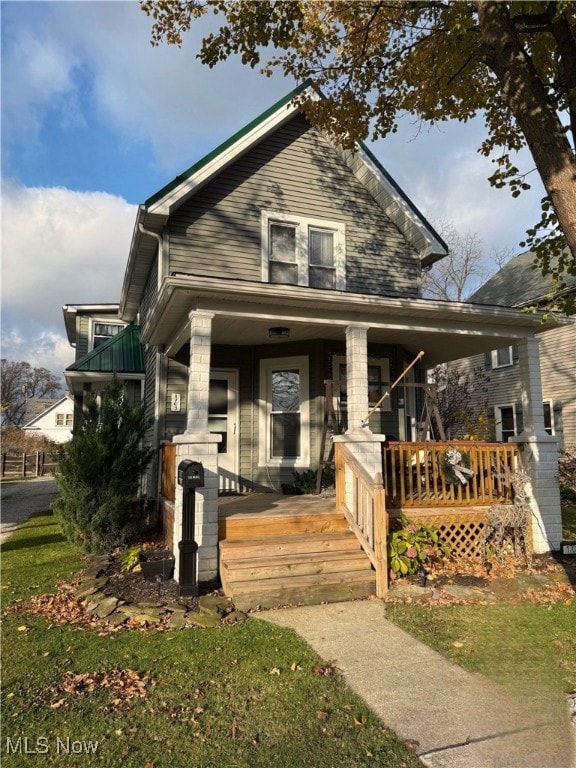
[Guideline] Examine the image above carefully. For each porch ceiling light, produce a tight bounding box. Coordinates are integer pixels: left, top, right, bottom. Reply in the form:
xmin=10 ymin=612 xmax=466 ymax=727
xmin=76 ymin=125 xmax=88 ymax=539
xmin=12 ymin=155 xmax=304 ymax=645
xmin=268 ymin=326 xmax=290 ymax=339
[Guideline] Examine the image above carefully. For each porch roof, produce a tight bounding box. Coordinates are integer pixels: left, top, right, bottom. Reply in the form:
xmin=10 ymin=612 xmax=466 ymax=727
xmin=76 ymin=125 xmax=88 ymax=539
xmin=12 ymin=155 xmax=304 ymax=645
xmin=64 ymin=325 xmax=145 ymax=396
xmin=142 ymin=274 xmax=564 ymax=367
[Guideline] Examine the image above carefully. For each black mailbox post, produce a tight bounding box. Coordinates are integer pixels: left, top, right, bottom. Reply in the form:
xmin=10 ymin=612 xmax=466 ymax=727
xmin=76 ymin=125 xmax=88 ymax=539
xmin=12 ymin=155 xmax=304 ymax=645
xmin=177 ymin=460 xmax=204 ymax=596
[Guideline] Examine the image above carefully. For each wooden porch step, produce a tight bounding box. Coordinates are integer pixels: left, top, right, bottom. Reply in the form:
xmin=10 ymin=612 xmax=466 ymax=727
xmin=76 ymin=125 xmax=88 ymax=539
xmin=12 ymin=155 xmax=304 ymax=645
xmin=219 ymin=530 xmax=376 ymax=611
xmin=220 ymin=530 xmax=360 ymax=559
xmin=224 ymin=549 xmax=372 ymax=583
xmin=218 ymin=510 xmax=348 ymax=540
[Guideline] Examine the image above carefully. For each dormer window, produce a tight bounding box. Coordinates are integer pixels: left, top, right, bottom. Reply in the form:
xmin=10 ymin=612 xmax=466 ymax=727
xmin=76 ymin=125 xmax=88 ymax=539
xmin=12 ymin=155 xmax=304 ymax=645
xmin=262 ymin=211 xmax=345 ymax=290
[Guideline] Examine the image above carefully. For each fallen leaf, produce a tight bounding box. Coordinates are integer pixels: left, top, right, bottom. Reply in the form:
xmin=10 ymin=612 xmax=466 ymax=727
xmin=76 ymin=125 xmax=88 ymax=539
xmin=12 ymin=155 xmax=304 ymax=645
xmin=452 ymin=641 xmax=464 ymax=648
xmin=353 ymin=715 xmax=367 ymax=726
xmin=316 ymin=711 xmax=328 ymax=720
xmin=17 ymin=625 xmax=29 ymax=632
xmin=269 ymin=667 xmax=281 ymax=675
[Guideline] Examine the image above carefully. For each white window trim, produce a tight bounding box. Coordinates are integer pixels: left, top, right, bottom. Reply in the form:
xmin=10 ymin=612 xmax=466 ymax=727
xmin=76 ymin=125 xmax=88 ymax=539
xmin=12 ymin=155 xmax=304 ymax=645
xmin=491 ymin=346 xmax=514 ymax=369
xmin=258 ymin=355 xmax=310 ymax=468
xmin=261 ymin=210 xmax=346 ymax=290
xmin=494 ymin=403 xmax=517 ymax=442
xmin=89 ymin=318 xmax=124 ymax=350
xmin=332 ymin=355 xmax=392 ymax=413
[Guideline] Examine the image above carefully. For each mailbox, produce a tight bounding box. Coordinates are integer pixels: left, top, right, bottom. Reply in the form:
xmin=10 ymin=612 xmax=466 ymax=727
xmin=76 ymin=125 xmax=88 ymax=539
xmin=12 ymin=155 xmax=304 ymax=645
xmin=178 ymin=460 xmax=205 ymax=490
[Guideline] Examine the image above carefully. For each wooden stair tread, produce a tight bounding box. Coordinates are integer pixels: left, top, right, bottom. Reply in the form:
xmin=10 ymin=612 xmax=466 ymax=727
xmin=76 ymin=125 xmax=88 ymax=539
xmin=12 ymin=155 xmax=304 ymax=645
xmin=230 ymin=568 xmax=376 ymax=594
xmin=219 ymin=528 xmax=376 ymax=610
xmin=222 ymin=549 xmax=370 ymax=569
xmin=218 ymin=510 xmax=348 ymax=540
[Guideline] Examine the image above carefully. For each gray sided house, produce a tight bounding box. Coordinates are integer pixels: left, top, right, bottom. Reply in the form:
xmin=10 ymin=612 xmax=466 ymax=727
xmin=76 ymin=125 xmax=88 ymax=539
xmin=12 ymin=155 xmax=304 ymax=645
xmin=62 ymin=303 xmax=145 ymax=419
xmin=115 ymin=83 xmax=564 ymax=592
xmin=454 ymin=251 xmax=576 ymax=450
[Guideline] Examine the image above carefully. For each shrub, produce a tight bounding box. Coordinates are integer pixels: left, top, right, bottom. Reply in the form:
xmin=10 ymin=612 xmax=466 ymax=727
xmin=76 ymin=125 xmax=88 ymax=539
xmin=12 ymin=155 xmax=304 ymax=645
xmin=388 ymin=515 xmax=450 ymax=578
xmin=53 ymin=378 xmax=155 ymax=552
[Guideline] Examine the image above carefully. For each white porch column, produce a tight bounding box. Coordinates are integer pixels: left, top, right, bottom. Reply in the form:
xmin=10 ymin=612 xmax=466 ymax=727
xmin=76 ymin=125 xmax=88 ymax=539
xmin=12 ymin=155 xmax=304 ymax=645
xmin=186 ymin=310 xmax=214 ymax=434
xmin=345 ymin=324 xmax=371 ymax=435
xmin=512 ymin=336 xmax=562 ymax=553
xmin=172 ymin=310 xmax=220 ymax=585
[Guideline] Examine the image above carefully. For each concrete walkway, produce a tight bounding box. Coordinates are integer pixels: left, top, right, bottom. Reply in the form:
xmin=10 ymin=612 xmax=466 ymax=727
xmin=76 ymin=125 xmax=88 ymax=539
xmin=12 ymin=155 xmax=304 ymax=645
xmin=0 ymin=477 xmax=58 ymax=544
xmin=260 ymin=600 xmax=574 ymax=768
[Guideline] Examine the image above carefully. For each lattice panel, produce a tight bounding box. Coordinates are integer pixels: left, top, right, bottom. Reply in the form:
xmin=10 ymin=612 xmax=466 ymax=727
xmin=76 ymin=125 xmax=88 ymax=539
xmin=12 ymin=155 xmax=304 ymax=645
xmin=411 ymin=514 xmax=487 ymax=560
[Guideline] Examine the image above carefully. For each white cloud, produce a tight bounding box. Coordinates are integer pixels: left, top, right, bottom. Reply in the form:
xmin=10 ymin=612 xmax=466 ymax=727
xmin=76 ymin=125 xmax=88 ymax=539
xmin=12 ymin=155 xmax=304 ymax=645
xmin=1 ymin=182 xmax=135 ymax=376
xmin=31 ymin=2 xmax=294 ymax=173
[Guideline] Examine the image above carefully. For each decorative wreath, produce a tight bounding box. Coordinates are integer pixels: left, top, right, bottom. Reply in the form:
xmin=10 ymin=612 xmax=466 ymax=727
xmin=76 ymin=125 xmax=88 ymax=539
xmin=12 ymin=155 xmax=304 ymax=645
xmin=442 ymin=447 xmax=474 ymax=485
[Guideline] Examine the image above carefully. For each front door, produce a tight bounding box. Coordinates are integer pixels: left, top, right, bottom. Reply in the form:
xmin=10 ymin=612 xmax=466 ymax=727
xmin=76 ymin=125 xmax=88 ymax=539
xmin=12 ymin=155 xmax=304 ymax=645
xmin=209 ymin=370 xmax=239 ymax=492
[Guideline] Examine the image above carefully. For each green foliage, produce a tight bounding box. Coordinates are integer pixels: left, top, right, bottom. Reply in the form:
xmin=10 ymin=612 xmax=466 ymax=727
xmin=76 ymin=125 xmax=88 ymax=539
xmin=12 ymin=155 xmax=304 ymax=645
xmin=388 ymin=515 xmax=450 ymax=578
xmin=292 ymin=465 xmax=335 ymax=494
xmin=141 ymin=0 xmax=576 ymax=313
xmin=53 ymin=378 xmax=155 ymax=552
xmin=121 ymin=544 xmax=144 ymax=572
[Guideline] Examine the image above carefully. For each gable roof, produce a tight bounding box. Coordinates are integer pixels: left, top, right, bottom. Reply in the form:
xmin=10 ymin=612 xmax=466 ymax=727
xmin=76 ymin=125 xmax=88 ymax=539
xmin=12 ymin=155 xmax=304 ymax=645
xmin=22 ymin=395 xmax=72 ymax=429
xmin=23 ymin=398 xmax=59 ymax=425
xmin=66 ymin=324 xmax=144 ymax=373
xmin=469 ymin=249 xmax=576 ymax=308
xmin=120 ymin=82 xmax=448 ymax=322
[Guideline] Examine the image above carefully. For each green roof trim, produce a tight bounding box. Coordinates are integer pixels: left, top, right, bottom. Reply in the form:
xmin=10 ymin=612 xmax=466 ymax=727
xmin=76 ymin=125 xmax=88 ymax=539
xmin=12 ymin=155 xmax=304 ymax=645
xmin=67 ymin=324 xmax=145 ymax=374
xmin=357 ymin=140 xmax=448 ymax=253
xmin=144 ymin=81 xmax=311 ymax=208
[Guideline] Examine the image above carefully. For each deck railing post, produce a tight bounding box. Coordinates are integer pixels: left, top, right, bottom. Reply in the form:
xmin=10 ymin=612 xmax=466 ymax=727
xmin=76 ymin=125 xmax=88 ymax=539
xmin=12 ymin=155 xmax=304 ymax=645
xmin=373 ymin=472 xmax=388 ymax=598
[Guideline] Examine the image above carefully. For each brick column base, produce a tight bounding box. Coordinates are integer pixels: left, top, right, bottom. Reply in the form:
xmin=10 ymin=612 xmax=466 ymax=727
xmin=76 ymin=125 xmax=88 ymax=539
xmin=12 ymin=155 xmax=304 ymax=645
xmin=513 ymin=434 xmax=562 ymax=553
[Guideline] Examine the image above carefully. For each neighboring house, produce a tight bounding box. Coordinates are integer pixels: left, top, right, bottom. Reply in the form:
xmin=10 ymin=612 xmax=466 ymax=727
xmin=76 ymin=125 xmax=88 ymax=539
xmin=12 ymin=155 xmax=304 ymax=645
xmin=107 ymin=82 xmax=564 ymax=594
xmin=21 ymin=395 xmax=74 ymax=443
xmin=455 ymin=250 xmax=576 ymax=449
xmin=62 ymin=303 xmax=145 ymax=421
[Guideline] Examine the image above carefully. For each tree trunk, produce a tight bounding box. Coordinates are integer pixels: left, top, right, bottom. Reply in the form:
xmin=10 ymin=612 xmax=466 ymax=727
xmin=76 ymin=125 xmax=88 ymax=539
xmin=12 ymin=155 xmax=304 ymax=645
xmin=476 ymin=1 xmax=576 ymax=264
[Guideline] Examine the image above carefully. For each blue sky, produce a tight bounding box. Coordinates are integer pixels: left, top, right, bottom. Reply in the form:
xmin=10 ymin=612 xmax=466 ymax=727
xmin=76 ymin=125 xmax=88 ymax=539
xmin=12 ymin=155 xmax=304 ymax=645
xmin=1 ymin=0 xmax=545 ymax=379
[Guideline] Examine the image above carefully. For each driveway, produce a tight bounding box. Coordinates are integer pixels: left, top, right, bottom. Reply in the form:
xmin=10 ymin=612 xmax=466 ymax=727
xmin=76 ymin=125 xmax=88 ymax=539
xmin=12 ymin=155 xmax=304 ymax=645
xmin=0 ymin=477 xmax=59 ymax=544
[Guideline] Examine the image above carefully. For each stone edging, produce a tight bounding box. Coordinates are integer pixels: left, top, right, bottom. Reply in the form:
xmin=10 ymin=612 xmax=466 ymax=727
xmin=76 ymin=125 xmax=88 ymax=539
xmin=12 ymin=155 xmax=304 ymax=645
xmin=76 ymin=554 xmax=247 ymax=630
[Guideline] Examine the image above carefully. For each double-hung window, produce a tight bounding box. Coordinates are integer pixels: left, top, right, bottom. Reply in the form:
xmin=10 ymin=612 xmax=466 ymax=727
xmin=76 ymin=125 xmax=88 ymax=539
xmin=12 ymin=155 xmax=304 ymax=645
xmin=332 ymin=355 xmax=391 ymax=413
xmin=491 ymin=346 xmax=514 ymax=369
xmin=92 ymin=322 xmax=123 ymax=349
xmin=495 ymin=404 xmax=517 ymax=442
xmin=263 ymin=211 xmax=345 ymax=290
xmin=259 ymin=356 xmax=310 ymax=466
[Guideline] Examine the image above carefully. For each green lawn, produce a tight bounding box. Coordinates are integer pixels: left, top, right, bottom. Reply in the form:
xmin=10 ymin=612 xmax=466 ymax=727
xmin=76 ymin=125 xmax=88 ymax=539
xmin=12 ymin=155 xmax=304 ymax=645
xmin=1 ymin=512 xmax=422 ymax=768
xmin=563 ymin=502 xmax=576 ymax=540
xmin=386 ymin=503 xmax=576 ymax=699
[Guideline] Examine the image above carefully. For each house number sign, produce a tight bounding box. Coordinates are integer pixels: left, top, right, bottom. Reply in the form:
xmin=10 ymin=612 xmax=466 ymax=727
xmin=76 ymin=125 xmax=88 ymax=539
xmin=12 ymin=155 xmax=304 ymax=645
xmin=170 ymin=393 xmax=181 ymax=412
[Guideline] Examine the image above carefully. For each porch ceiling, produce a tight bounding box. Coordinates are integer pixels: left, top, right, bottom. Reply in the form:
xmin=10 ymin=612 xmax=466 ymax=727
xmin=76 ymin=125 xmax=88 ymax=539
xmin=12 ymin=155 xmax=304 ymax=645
xmin=143 ymin=274 xmax=566 ymax=367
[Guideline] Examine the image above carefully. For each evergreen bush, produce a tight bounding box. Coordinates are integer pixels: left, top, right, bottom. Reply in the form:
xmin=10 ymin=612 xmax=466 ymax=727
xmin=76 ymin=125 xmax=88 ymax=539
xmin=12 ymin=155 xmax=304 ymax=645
xmin=53 ymin=378 xmax=155 ymax=551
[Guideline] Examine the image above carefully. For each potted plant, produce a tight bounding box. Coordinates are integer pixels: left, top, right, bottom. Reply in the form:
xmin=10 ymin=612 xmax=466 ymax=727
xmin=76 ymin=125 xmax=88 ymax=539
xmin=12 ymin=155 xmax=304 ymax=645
xmin=138 ymin=549 xmax=175 ymax=581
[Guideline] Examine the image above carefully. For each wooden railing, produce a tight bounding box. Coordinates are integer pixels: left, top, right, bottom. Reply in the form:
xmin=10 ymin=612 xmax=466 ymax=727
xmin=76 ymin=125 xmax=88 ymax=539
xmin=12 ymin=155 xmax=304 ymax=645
xmin=335 ymin=442 xmax=387 ymax=597
xmin=382 ymin=441 xmax=522 ymax=510
xmin=160 ymin=442 xmax=176 ymax=502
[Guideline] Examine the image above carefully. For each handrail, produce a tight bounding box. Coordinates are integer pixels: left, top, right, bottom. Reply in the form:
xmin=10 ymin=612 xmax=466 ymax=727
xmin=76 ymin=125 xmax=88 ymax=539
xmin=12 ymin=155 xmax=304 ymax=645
xmin=160 ymin=442 xmax=176 ymax=502
xmin=382 ymin=440 xmax=522 ymax=510
xmin=335 ymin=442 xmax=387 ymax=597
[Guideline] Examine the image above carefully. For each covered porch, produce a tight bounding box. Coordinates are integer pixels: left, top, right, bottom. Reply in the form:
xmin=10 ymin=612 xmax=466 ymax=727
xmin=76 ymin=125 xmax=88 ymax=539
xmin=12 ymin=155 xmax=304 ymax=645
xmin=151 ymin=275 xmax=563 ymax=601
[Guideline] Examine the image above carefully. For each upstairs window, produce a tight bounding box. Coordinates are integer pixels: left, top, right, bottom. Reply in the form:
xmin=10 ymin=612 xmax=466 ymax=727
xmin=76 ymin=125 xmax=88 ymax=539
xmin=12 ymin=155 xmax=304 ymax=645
xmin=93 ymin=322 xmax=123 ymax=348
xmin=490 ymin=346 xmax=514 ymax=369
xmin=263 ymin=211 xmax=345 ymax=290
xmin=56 ymin=413 xmax=73 ymax=426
